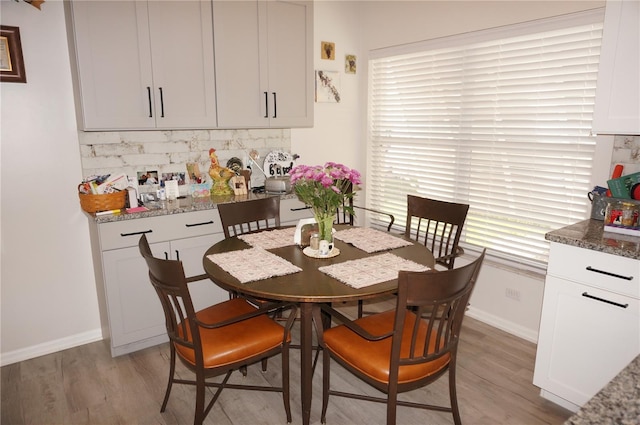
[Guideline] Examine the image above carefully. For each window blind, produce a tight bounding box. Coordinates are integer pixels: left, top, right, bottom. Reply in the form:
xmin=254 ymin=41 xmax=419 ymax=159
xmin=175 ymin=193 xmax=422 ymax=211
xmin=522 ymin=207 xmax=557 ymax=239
xmin=367 ymin=10 xmax=604 ymax=267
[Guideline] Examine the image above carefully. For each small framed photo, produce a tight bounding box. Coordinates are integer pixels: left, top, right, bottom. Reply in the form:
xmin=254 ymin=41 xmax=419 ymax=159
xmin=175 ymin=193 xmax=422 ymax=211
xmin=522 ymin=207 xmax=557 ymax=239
xmin=345 ymin=54 xmax=357 ymax=74
xmin=321 ymin=41 xmax=335 ymax=60
xmin=1 ymin=26 xmax=27 ymax=83
xmin=161 ymin=172 xmax=186 ymax=186
xmin=137 ymin=170 xmax=159 ymax=186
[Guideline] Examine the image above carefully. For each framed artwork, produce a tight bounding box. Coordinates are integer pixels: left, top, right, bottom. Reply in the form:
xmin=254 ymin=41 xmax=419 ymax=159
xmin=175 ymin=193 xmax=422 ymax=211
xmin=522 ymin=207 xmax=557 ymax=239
xmin=315 ymin=70 xmax=341 ymax=103
xmin=321 ymin=41 xmax=335 ymax=60
xmin=345 ymin=54 xmax=357 ymax=74
xmin=0 ymin=26 xmax=26 ymax=83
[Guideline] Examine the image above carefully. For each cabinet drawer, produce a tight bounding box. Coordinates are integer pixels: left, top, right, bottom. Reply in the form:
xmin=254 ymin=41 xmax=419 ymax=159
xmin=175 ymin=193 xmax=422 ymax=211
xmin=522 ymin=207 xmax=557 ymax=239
xmin=547 ymin=242 xmax=639 ymax=298
xmin=281 ymin=197 xmax=313 ymax=224
xmin=99 ymin=210 xmax=223 ymax=251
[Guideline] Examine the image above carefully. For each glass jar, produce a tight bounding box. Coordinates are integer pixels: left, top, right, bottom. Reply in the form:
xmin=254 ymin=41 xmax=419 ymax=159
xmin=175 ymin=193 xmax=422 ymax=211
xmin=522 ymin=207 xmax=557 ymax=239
xmin=605 ymin=201 xmax=623 ymax=225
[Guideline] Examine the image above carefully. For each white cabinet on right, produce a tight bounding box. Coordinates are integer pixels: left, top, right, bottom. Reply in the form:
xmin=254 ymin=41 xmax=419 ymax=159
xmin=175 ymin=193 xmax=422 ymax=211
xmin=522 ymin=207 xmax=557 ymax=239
xmin=592 ymin=0 xmax=640 ymax=135
xmin=533 ymin=242 xmax=640 ymax=412
xmin=213 ymin=0 xmax=314 ymax=129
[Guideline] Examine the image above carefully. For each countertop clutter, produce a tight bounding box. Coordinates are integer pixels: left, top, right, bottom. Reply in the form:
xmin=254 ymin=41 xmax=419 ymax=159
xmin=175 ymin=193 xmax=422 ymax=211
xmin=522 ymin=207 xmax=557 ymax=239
xmin=87 ymin=192 xmax=301 ymax=224
xmin=564 ymin=354 xmax=640 ymax=425
xmin=545 ymin=218 xmax=640 ymax=260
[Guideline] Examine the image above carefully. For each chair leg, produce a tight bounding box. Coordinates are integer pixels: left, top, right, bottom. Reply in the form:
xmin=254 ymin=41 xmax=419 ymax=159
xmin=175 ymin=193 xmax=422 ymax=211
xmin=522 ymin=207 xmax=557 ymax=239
xmin=357 ymin=300 xmax=364 ymax=318
xmin=320 ymin=349 xmax=331 ymax=424
xmin=261 ymin=358 xmax=268 ymax=372
xmin=449 ymin=364 xmax=462 ymax=425
xmin=281 ymin=345 xmax=292 ymax=423
xmin=161 ymin=345 xmax=177 ymax=412
xmin=194 ymin=371 xmax=206 ymax=425
xmin=386 ymin=386 xmax=398 ymax=425
xmin=240 ymin=365 xmax=248 ymax=377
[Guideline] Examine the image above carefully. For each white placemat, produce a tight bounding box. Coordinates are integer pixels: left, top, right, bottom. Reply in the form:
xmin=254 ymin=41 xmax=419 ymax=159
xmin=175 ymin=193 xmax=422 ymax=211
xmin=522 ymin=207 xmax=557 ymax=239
xmin=318 ymin=253 xmax=430 ymax=289
xmin=333 ymin=227 xmax=412 ymax=253
xmin=237 ymin=228 xmax=296 ymax=250
xmin=206 ymin=248 xmax=302 ymax=283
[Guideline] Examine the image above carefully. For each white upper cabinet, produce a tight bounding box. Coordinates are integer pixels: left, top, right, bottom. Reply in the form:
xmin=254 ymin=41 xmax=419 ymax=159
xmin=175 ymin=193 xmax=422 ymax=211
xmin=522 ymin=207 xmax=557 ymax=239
xmin=213 ymin=1 xmax=314 ymax=128
xmin=592 ymin=0 xmax=640 ymax=135
xmin=69 ymin=1 xmax=217 ymax=130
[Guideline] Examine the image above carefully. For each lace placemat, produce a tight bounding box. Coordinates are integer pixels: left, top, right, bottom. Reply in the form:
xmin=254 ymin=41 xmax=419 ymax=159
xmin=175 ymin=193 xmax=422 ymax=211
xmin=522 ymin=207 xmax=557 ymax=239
xmin=318 ymin=253 xmax=430 ymax=289
xmin=333 ymin=227 xmax=412 ymax=253
xmin=206 ymin=248 xmax=302 ymax=283
xmin=237 ymin=228 xmax=296 ymax=250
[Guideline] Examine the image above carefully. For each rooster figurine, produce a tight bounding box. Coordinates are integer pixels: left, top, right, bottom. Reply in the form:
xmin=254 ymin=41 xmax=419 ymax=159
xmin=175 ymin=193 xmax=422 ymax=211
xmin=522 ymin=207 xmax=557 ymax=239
xmin=208 ymin=148 xmax=235 ymax=196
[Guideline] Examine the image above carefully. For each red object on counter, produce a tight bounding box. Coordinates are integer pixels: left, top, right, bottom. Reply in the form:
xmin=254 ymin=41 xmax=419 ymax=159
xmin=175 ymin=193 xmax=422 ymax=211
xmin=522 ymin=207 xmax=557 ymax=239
xmin=606 ymin=164 xmax=624 ymax=197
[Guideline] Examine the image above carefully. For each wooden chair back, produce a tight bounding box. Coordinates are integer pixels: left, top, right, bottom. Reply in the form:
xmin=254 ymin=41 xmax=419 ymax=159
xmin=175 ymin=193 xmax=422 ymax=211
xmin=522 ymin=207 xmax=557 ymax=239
xmin=217 ymin=196 xmax=280 ymax=238
xmin=138 ymin=234 xmax=202 ymax=361
xmin=404 ymin=194 xmax=469 ymax=269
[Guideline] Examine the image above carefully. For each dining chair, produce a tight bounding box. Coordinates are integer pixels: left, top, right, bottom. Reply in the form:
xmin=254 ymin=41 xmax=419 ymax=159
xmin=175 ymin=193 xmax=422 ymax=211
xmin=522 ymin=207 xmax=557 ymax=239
xmin=217 ymin=195 xmax=281 ymax=238
xmin=317 ymin=249 xmax=486 ymax=425
xmin=138 ymin=234 xmax=296 ymax=425
xmin=357 ymin=194 xmax=469 ymax=318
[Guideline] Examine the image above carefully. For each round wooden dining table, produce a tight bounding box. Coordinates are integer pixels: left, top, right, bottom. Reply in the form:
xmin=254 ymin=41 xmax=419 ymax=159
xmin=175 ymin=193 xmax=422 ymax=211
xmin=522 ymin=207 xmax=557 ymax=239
xmin=202 ymin=225 xmax=435 ymax=425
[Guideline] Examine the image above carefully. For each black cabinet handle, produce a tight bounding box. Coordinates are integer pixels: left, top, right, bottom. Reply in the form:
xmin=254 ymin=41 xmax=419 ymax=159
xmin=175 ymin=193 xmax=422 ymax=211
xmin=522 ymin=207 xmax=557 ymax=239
xmin=120 ymin=229 xmax=153 ymax=237
xmin=264 ymin=91 xmax=269 ymax=118
xmin=159 ymin=87 xmax=165 ymax=117
xmin=147 ymin=87 xmax=153 ymax=117
xmin=164 ymin=252 xmax=169 ymax=260
xmin=175 ymin=250 xmax=180 ymax=261
xmin=290 ymin=206 xmax=312 ymax=211
xmin=586 ymin=266 xmax=633 ymax=281
xmin=582 ymin=292 xmax=629 ymax=309
xmin=185 ymin=220 xmax=214 ymax=228
xmin=272 ymin=92 xmax=277 ymax=118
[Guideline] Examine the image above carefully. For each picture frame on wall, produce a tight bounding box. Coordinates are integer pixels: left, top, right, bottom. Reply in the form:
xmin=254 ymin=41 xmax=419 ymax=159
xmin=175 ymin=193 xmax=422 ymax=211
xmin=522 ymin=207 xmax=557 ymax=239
xmin=0 ymin=26 xmax=27 ymax=83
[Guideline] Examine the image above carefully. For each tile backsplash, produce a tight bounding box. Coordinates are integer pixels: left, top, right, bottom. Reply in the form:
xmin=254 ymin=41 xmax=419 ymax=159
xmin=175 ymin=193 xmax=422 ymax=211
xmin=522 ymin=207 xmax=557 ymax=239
xmin=78 ymin=128 xmax=291 ymax=192
xmin=611 ymin=135 xmax=640 ymax=175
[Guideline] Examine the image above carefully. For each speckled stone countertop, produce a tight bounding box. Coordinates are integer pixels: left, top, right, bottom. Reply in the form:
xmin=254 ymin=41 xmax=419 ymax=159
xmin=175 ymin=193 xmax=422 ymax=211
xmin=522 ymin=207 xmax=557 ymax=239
xmin=545 ymin=219 xmax=640 ymax=260
xmin=87 ymin=192 xmax=300 ymax=224
xmin=564 ymin=354 xmax=640 ymax=425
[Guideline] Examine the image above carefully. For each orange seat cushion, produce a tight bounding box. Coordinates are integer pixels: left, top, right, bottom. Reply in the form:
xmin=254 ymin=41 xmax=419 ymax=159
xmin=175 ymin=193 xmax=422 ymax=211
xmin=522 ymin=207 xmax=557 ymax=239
xmin=323 ymin=310 xmax=450 ymax=385
xmin=175 ymin=298 xmax=289 ymax=369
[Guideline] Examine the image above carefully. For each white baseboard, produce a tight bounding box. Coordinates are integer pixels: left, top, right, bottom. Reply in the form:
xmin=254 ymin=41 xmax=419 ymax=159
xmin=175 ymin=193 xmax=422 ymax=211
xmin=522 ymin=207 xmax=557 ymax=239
xmin=466 ymin=306 xmax=539 ymax=344
xmin=1 ymin=329 xmax=103 ymax=367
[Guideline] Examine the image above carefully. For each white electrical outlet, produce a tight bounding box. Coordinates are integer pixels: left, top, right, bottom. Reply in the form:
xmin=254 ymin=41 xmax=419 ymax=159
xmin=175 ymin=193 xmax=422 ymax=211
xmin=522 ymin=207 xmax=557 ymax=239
xmin=505 ymin=288 xmax=521 ymax=301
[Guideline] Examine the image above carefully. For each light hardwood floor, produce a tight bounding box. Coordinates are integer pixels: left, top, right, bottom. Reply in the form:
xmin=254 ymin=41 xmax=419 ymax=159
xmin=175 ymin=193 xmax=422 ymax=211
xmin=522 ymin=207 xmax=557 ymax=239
xmin=1 ymin=302 xmax=572 ymax=425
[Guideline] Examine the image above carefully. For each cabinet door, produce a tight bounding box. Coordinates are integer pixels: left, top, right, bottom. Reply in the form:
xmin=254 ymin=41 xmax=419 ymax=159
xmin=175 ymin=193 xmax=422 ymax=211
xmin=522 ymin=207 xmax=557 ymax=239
xmin=264 ymin=1 xmax=314 ymax=128
xmin=70 ymin=0 xmax=155 ymax=130
xmin=170 ymin=234 xmax=229 ymax=312
xmin=592 ymin=0 xmax=640 ymax=135
xmin=214 ymin=0 xmax=313 ymax=128
xmin=533 ymin=275 xmax=640 ymax=408
xmin=148 ymin=1 xmax=217 ymax=129
xmin=213 ymin=0 xmax=265 ymax=128
xmin=102 ymin=242 xmax=169 ymax=348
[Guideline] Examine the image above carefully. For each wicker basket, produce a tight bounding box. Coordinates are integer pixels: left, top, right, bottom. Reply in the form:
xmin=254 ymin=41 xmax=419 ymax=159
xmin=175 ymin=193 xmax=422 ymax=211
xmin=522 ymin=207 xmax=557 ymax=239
xmin=79 ymin=190 xmax=127 ymax=213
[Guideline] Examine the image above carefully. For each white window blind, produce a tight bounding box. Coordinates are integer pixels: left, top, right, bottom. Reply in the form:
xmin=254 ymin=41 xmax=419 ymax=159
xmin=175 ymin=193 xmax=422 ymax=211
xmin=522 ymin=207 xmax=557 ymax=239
xmin=367 ymin=10 xmax=604 ymax=267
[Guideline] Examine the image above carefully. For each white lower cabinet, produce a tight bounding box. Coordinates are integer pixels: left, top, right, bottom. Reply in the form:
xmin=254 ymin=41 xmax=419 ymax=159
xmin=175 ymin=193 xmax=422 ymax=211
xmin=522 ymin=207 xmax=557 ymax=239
xmin=533 ymin=242 xmax=640 ymax=411
xmin=91 ymin=210 xmax=227 ymax=356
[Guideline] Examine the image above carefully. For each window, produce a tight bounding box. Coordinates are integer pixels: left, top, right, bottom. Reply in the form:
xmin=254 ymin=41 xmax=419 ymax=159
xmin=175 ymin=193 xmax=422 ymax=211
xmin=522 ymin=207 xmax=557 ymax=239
xmin=367 ymin=10 xmax=604 ymax=268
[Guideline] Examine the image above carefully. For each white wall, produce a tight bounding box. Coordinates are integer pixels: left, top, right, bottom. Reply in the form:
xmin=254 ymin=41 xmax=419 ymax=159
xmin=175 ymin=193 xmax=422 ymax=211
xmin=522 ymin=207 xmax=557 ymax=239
xmin=0 ymin=0 xmax=101 ymax=364
xmin=291 ymin=1 xmax=364 ymax=174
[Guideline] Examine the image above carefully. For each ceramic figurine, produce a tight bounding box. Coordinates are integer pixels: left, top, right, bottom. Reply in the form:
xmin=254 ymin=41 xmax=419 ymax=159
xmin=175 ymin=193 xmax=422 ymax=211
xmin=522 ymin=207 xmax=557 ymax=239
xmin=208 ymin=148 xmax=235 ymax=196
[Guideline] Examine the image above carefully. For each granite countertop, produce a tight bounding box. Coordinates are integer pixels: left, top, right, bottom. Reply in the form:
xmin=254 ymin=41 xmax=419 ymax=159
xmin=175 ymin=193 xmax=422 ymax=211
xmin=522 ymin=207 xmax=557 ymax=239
xmin=545 ymin=219 xmax=640 ymax=260
xmin=564 ymin=354 xmax=640 ymax=425
xmin=87 ymin=192 xmax=300 ymax=224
